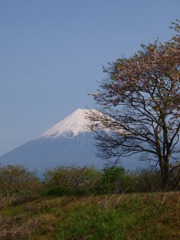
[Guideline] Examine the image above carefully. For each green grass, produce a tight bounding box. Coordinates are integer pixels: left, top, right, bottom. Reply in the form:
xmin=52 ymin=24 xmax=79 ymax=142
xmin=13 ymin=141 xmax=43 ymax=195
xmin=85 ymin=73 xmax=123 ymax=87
xmin=0 ymin=192 xmax=179 ymax=240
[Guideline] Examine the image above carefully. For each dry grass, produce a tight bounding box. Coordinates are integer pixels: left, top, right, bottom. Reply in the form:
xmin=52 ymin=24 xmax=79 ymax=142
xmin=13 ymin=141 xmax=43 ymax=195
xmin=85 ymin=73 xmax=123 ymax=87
xmin=0 ymin=217 xmax=41 ymax=240
xmin=0 ymin=192 xmax=179 ymax=240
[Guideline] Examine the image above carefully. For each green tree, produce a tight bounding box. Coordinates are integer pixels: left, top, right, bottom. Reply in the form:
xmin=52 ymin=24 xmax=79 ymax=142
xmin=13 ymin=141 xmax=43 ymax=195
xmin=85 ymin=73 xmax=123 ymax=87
xmin=99 ymin=166 xmax=133 ymax=193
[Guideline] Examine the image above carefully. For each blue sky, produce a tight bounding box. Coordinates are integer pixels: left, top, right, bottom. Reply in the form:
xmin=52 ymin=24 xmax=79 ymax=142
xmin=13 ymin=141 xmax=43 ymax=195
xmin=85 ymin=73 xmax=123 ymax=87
xmin=0 ymin=0 xmax=180 ymax=155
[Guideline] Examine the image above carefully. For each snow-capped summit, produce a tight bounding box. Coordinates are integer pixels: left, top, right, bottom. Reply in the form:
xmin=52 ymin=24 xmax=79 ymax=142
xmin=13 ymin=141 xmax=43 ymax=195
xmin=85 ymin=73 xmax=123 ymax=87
xmin=39 ymin=108 xmax=93 ymax=138
xmin=0 ymin=108 xmax=146 ymax=173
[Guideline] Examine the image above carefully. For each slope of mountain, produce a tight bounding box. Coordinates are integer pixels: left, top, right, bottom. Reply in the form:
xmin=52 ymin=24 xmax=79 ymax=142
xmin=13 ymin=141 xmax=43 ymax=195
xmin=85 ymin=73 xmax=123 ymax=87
xmin=0 ymin=109 xmax=147 ymax=173
xmin=0 ymin=109 xmax=103 ymax=172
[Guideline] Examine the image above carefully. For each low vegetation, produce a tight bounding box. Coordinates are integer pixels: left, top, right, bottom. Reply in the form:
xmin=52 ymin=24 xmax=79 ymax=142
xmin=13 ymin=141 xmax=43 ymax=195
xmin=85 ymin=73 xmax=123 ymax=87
xmin=0 ymin=164 xmax=179 ymax=239
xmin=0 ymin=192 xmax=179 ymax=239
xmin=0 ymin=165 xmax=42 ymax=197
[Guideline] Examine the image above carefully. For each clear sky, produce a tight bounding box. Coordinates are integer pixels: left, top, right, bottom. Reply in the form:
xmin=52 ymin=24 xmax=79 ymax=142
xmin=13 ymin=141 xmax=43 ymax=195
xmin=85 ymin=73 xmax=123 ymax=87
xmin=0 ymin=0 xmax=180 ymax=155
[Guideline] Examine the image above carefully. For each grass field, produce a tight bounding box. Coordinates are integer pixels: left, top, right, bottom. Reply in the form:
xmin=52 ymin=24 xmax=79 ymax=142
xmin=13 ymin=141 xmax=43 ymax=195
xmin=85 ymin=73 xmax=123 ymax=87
xmin=0 ymin=192 xmax=179 ymax=240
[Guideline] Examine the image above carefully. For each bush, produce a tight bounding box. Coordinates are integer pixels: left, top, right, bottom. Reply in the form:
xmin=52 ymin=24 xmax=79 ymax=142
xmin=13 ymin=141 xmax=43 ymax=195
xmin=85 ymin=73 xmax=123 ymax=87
xmin=44 ymin=186 xmax=87 ymax=197
xmin=43 ymin=165 xmax=101 ymax=196
xmin=0 ymin=165 xmax=42 ymax=196
xmin=168 ymin=163 xmax=180 ymax=191
xmin=132 ymin=168 xmax=162 ymax=192
xmin=97 ymin=166 xmax=134 ymax=194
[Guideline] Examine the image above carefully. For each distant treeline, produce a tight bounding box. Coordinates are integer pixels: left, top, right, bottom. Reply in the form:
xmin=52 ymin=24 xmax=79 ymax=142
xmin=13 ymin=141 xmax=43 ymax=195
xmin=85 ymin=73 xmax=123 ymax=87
xmin=0 ymin=164 xmax=179 ymax=198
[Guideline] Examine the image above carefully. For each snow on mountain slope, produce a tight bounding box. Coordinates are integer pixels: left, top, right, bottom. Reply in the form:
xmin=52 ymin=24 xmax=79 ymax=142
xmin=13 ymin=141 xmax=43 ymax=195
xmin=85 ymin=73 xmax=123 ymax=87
xmin=0 ymin=108 xmax=149 ymax=173
xmin=0 ymin=109 xmax=105 ymax=172
xmin=39 ymin=109 xmax=93 ymax=138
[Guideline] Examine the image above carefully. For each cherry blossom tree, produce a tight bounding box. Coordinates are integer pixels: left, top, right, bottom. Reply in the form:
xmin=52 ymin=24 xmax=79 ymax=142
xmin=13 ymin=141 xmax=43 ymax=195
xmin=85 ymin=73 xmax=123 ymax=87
xmin=88 ymin=21 xmax=180 ymax=189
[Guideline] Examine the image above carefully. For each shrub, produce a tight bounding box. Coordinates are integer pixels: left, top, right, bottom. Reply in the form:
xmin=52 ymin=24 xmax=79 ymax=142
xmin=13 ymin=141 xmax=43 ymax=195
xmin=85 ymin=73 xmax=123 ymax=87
xmin=44 ymin=186 xmax=87 ymax=197
xmin=0 ymin=165 xmax=42 ymax=196
xmin=132 ymin=168 xmax=162 ymax=192
xmin=43 ymin=165 xmax=101 ymax=196
xmin=97 ymin=166 xmax=134 ymax=193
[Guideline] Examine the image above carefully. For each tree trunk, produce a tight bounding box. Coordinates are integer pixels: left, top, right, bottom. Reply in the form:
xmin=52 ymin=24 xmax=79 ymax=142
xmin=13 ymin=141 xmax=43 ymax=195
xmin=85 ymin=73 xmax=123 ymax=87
xmin=162 ymin=158 xmax=169 ymax=190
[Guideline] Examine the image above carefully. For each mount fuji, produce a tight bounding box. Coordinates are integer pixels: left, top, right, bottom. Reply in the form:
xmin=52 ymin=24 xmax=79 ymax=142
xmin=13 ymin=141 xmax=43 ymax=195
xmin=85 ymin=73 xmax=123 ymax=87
xmin=0 ymin=109 xmax=146 ymax=173
xmin=0 ymin=109 xmax=104 ymax=171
